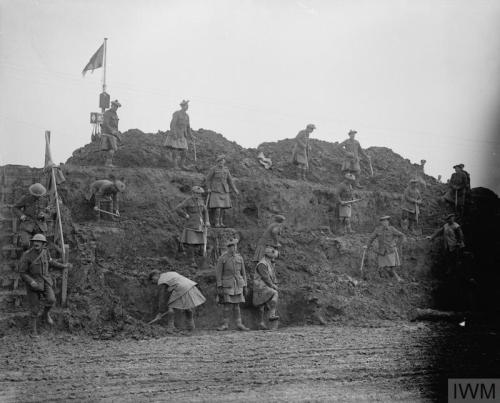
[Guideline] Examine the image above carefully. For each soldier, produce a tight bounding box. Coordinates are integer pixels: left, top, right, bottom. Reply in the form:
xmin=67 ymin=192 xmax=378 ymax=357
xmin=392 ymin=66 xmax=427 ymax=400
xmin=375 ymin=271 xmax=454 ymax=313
xmin=13 ymin=183 xmax=49 ymax=250
xmin=426 ymin=213 xmax=465 ymax=275
xmin=457 ymin=163 xmax=471 ymax=207
xmin=253 ymin=246 xmax=280 ymax=330
xmin=443 ymin=165 xmax=468 ymax=216
xmin=337 ymin=173 xmax=360 ymax=234
xmin=339 ymin=129 xmax=371 ymax=188
xmin=215 ymin=238 xmax=250 ymax=331
xmin=252 ymin=215 xmax=285 ymax=263
xmin=174 ymin=186 xmax=210 ymax=267
xmin=364 ymin=216 xmax=406 ymax=282
xmin=401 ymin=179 xmax=423 ymax=234
xmin=164 ymin=100 xmax=194 ymax=170
xmin=206 ymin=155 xmax=239 ymax=228
xmin=148 ymin=270 xmax=206 ymax=333
xmin=87 ymin=178 xmax=126 ymax=217
xmin=291 ymin=123 xmax=315 ymax=180
xmin=19 ymin=234 xmax=72 ymax=335
xmin=100 ymin=99 xmax=122 ymax=167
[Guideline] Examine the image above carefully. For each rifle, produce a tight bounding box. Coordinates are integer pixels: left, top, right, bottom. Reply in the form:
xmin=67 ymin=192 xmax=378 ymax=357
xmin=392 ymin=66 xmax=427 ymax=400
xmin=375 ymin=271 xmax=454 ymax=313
xmin=415 ymin=202 xmax=420 ymax=226
xmin=341 ymin=198 xmax=362 ymax=205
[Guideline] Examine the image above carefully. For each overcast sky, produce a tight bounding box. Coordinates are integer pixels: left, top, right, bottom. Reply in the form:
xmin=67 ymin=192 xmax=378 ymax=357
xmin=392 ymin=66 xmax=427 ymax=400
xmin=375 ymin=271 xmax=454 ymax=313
xmin=1 ymin=0 xmax=500 ymax=193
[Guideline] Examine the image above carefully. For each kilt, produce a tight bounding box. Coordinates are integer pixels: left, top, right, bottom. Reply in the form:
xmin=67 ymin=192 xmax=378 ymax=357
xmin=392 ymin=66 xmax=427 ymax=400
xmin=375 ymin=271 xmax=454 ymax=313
xmin=169 ymin=286 xmax=206 ymax=310
xmin=341 ymin=158 xmax=360 ymax=173
xmin=180 ymin=228 xmax=204 ymax=245
xmin=339 ymin=204 xmax=352 ymax=218
xmin=291 ymin=147 xmax=308 ymax=168
xmin=100 ymin=134 xmax=118 ymax=151
xmin=377 ymin=247 xmax=401 ymax=268
xmin=253 ymin=280 xmax=277 ymax=307
xmin=164 ymin=133 xmax=188 ymax=150
xmin=209 ymin=192 xmax=232 ymax=209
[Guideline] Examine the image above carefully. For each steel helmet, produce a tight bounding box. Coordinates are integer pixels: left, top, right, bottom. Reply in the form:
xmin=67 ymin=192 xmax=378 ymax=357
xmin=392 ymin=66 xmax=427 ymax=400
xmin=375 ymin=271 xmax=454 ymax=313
xmin=30 ymin=233 xmax=47 ymax=243
xmin=28 ymin=183 xmax=47 ymax=197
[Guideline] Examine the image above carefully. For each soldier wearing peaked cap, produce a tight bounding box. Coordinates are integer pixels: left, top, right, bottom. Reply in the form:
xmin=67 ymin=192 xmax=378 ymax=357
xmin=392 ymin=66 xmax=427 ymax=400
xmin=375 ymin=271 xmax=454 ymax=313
xmin=215 ymin=238 xmax=250 ymax=331
xmin=174 ymin=185 xmax=210 ymax=267
xmin=291 ymin=124 xmax=315 ymax=180
xmin=100 ymin=100 xmax=122 ymax=167
xmin=364 ymin=216 xmax=406 ymax=282
xmin=339 ymin=129 xmax=370 ymax=188
xmin=19 ymin=234 xmax=72 ymax=335
xmin=13 ymin=183 xmax=49 ymax=250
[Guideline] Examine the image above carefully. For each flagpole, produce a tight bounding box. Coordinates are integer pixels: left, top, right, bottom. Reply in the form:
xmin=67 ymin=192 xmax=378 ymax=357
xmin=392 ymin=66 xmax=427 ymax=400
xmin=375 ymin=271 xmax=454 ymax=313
xmin=102 ymin=38 xmax=108 ymax=113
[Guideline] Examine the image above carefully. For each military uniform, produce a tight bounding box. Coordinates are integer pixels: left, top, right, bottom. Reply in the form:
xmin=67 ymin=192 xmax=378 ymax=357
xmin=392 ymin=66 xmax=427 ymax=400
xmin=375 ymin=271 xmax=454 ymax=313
xmin=339 ymin=138 xmax=369 ymax=174
xmin=337 ymin=181 xmax=354 ymax=218
xmin=164 ymin=110 xmax=190 ymax=150
xmin=206 ymin=166 xmax=237 ymax=209
xmin=367 ymin=224 xmax=404 ymax=268
xmin=291 ymin=130 xmax=310 ymax=169
xmin=175 ymin=196 xmax=208 ymax=245
xmin=13 ymin=194 xmax=48 ymax=248
xmin=444 ymin=171 xmax=468 ymax=208
xmin=430 ymin=220 xmax=465 ymax=274
xmin=253 ymin=258 xmax=278 ymax=307
xmin=100 ymin=108 xmax=120 ymax=152
xmin=87 ymin=179 xmax=125 ymax=213
xmin=252 ymin=222 xmax=282 ymax=262
xmin=19 ymin=247 xmax=65 ymax=317
xmin=401 ymin=184 xmax=422 ymax=230
xmin=215 ymin=251 xmax=247 ymax=303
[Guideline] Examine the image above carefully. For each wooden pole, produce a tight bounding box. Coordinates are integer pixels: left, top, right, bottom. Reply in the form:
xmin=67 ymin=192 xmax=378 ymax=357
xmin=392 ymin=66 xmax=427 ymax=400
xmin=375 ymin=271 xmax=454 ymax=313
xmin=102 ymin=38 xmax=107 ymax=94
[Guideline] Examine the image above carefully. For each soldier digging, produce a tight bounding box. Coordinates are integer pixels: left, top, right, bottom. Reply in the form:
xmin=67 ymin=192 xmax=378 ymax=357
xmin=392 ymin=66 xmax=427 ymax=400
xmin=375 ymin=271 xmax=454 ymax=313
xmin=86 ymin=177 xmax=126 ymax=218
xmin=401 ymin=179 xmax=423 ymax=234
xmin=339 ymin=129 xmax=371 ymax=188
xmin=291 ymin=123 xmax=315 ymax=180
xmin=19 ymin=234 xmax=72 ymax=335
xmin=336 ymin=173 xmax=361 ymax=234
xmin=253 ymin=246 xmax=280 ymax=330
xmin=252 ymin=214 xmax=286 ymax=263
xmin=364 ymin=216 xmax=406 ymax=282
xmin=100 ymin=99 xmax=122 ymax=167
xmin=215 ymin=238 xmax=250 ymax=331
xmin=148 ymin=269 xmax=206 ymax=333
xmin=174 ymin=186 xmax=210 ymax=267
xmin=13 ymin=183 xmax=49 ymax=250
xmin=164 ymin=100 xmax=194 ymax=170
xmin=206 ymin=154 xmax=239 ymax=228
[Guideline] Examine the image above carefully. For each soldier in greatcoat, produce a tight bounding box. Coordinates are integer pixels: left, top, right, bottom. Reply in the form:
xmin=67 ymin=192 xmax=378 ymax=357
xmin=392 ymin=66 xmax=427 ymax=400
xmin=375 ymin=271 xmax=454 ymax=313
xmin=364 ymin=216 xmax=406 ymax=282
xmin=426 ymin=213 xmax=465 ymax=275
xmin=100 ymin=100 xmax=122 ymax=167
xmin=339 ymin=130 xmax=370 ymax=188
xmin=148 ymin=270 xmax=206 ymax=333
xmin=215 ymin=238 xmax=250 ymax=331
xmin=174 ymin=186 xmax=210 ymax=267
xmin=252 ymin=215 xmax=285 ymax=263
xmin=336 ymin=173 xmax=358 ymax=234
xmin=13 ymin=183 xmax=49 ymax=250
xmin=164 ymin=100 xmax=194 ymax=170
xmin=401 ymin=179 xmax=423 ymax=234
xmin=443 ymin=165 xmax=468 ymax=216
xmin=19 ymin=234 xmax=72 ymax=335
xmin=291 ymin=123 xmax=315 ymax=180
xmin=253 ymin=246 xmax=280 ymax=330
xmin=206 ymin=155 xmax=239 ymax=228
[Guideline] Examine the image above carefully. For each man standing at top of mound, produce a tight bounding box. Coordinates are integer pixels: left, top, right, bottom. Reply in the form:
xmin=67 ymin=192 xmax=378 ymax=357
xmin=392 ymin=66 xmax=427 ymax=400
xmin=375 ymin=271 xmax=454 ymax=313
xmin=100 ymin=99 xmax=122 ymax=167
xmin=291 ymin=123 xmax=315 ymax=181
xmin=339 ymin=129 xmax=371 ymax=188
xmin=164 ymin=100 xmax=194 ymax=170
xmin=364 ymin=216 xmax=406 ymax=282
xmin=443 ymin=165 xmax=468 ymax=217
xmin=206 ymin=154 xmax=239 ymax=228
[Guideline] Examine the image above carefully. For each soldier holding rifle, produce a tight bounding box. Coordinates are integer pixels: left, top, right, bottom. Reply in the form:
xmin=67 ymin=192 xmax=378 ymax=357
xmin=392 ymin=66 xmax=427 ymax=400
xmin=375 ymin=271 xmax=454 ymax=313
xmin=337 ymin=173 xmax=362 ymax=234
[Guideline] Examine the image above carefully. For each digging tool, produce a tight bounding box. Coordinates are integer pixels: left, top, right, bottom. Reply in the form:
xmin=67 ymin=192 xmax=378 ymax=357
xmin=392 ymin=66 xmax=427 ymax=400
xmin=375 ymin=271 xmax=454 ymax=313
xmin=147 ymin=312 xmax=168 ymax=325
xmin=368 ymin=157 xmax=374 ymax=177
xmin=93 ymin=206 xmax=120 ymax=217
xmin=360 ymin=247 xmax=367 ymax=275
xmin=415 ymin=202 xmax=420 ymax=226
xmin=455 ymin=190 xmax=458 ymax=211
xmin=342 ymin=198 xmax=363 ymax=205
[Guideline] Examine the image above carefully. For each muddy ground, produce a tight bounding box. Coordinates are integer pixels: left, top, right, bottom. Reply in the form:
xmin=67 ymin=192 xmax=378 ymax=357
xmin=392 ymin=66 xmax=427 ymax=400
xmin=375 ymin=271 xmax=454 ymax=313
xmin=1 ymin=322 xmax=499 ymax=402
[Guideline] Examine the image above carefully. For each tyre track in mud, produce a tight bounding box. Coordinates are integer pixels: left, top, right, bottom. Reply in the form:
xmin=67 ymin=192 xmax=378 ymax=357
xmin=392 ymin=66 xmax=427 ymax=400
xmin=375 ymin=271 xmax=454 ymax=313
xmin=0 ymin=323 xmax=488 ymax=402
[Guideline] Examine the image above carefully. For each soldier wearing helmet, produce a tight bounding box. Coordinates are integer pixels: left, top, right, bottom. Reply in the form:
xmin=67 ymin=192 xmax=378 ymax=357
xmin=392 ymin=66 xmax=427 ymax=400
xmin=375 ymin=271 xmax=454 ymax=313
xmin=13 ymin=183 xmax=49 ymax=250
xmin=19 ymin=233 xmax=72 ymax=335
xmin=253 ymin=246 xmax=280 ymax=330
xmin=291 ymin=123 xmax=316 ymax=180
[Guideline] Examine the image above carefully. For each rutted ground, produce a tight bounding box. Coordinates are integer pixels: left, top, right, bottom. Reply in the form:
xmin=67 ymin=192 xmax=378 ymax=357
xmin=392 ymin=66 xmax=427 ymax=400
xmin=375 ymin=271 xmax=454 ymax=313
xmin=2 ymin=322 xmax=498 ymax=402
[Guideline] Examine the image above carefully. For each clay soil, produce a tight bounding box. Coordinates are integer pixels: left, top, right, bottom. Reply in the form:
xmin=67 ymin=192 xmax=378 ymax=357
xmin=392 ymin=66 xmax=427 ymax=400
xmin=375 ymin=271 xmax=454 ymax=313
xmin=2 ymin=322 xmax=499 ymax=402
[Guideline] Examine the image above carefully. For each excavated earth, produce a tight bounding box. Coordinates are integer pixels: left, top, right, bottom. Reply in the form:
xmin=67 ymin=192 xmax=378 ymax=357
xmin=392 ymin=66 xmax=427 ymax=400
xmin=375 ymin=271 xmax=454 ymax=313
xmin=1 ymin=129 xmax=499 ymax=401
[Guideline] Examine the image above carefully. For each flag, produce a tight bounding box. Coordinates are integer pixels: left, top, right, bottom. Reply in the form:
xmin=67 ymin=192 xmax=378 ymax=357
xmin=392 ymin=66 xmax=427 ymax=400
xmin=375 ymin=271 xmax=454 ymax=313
xmin=82 ymin=43 xmax=104 ymax=76
xmin=44 ymin=131 xmax=54 ymax=169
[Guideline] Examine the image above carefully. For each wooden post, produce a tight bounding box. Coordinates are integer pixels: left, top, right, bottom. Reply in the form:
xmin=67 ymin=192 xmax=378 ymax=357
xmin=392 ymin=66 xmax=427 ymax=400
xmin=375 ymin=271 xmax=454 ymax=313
xmin=61 ymin=244 xmax=69 ymax=306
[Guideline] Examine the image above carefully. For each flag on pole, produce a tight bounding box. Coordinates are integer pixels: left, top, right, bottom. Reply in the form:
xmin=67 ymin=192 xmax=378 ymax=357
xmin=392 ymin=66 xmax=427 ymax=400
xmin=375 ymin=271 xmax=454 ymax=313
xmin=82 ymin=43 xmax=104 ymax=76
xmin=44 ymin=131 xmax=54 ymax=169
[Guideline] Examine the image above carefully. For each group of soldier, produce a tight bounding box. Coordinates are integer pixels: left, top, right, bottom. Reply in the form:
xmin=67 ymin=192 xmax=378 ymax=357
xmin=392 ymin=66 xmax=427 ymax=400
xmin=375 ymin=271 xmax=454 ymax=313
xmin=13 ymin=98 xmax=470 ymax=334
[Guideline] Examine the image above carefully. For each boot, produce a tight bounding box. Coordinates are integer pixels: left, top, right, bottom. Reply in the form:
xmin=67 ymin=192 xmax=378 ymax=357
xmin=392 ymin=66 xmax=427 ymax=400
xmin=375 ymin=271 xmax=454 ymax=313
xmin=166 ymin=311 xmax=177 ymax=333
xmin=302 ymin=169 xmax=307 ymax=181
xmin=179 ymin=154 xmax=189 ymax=171
xmin=214 ymin=209 xmax=221 ymax=228
xmin=44 ymin=307 xmax=54 ymax=326
xmin=234 ymin=307 xmax=250 ymax=331
xmin=217 ymin=307 xmax=230 ymax=331
xmin=185 ymin=310 xmax=195 ymax=331
xmin=257 ymin=308 xmax=268 ymax=330
xmin=220 ymin=211 xmax=226 ymax=228
xmin=346 ymin=221 xmax=354 ymax=234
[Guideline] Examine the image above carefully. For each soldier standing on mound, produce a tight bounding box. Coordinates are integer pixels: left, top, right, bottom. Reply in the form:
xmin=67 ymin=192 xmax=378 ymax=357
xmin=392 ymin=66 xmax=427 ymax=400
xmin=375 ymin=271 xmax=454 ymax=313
xmin=339 ymin=129 xmax=371 ymax=188
xmin=100 ymin=100 xmax=122 ymax=167
xmin=164 ymin=100 xmax=194 ymax=170
xmin=291 ymin=124 xmax=315 ymax=180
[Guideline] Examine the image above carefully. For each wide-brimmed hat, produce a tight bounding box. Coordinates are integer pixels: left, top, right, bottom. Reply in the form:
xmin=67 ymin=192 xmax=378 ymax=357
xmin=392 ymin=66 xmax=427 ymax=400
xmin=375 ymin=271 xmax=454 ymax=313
xmin=180 ymin=100 xmax=189 ymax=106
xmin=453 ymin=164 xmax=460 ymax=169
xmin=344 ymin=173 xmax=356 ymax=181
xmin=111 ymin=100 xmax=122 ymax=107
xmin=226 ymin=238 xmax=238 ymax=247
xmin=348 ymin=130 xmax=357 ymax=135
xmin=458 ymin=163 xmax=465 ymax=168
xmin=409 ymin=178 xmax=418 ymax=183
xmin=216 ymin=154 xmax=226 ymax=162
xmin=273 ymin=214 xmax=286 ymax=223
xmin=29 ymin=183 xmax=47 ymax=197
xmin=191 ymin=185 xmax=204 ymax=194
xmin=306 ymin=124 xmax=316 ymax=130
xmin=379 ymin=215 xmax=391 ymax=221
xmin=31 ymin=233 xmax=47 ymax=243
xmin=264 ymin=246 xmax=276 ymax=256
xmin=446 ymin=213 xmax=455 ymax=220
